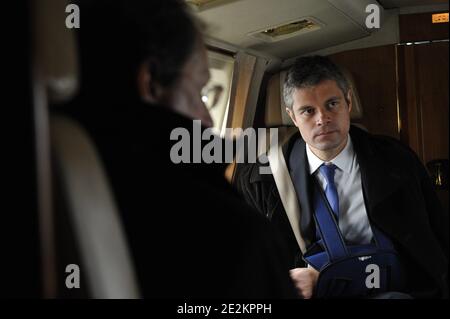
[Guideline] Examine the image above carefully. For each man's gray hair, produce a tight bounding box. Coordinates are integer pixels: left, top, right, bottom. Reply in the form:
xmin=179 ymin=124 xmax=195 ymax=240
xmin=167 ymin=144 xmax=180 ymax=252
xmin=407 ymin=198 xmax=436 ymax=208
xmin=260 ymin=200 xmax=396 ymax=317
xmin=283 ymin=55 xmax=350 ymax=109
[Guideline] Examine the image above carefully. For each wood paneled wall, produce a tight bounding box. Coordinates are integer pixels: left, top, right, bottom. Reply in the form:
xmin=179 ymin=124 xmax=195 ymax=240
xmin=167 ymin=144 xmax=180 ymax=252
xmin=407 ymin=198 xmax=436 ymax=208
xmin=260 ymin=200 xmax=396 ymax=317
xmin=398 ymin=42 xmax=449 ymax=164
xmin=397 ymin=41 xmax=449 ymax=212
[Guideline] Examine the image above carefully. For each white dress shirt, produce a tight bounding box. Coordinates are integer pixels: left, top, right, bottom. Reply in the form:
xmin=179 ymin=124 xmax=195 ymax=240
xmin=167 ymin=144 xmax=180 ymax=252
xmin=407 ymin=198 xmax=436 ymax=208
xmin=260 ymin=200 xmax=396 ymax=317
xmin=306 ymin=136 xmax=373 ymax=245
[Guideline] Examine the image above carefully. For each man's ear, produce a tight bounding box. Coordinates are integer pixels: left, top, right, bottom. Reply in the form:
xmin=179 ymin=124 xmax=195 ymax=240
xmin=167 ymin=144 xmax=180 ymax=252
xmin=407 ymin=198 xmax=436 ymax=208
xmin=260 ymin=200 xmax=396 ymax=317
xmin=346 ymin=89 xmax=353 ymax=113
xmin=137 ymin=60 xmax=165 ymax=104
xmin=286 ymin=107 xmax=298 ymax=127
xmin=286 ymin=107 xmax=297 ymax=126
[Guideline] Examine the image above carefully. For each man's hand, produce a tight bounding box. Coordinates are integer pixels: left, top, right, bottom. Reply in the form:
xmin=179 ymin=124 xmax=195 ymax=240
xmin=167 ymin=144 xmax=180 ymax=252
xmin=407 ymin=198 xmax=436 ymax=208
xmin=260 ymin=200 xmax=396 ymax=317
xmin=289 ymin=267 xmax=320 ymax=299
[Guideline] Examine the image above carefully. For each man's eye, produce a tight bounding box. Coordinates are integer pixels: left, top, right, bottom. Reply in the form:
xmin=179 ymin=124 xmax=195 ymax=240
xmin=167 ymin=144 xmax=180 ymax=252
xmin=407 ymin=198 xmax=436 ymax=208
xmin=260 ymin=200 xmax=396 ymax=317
xmin=301 ymin=108 xmax=314 ymax=116
xmin=328 ymin=101 xmax=339 ymax=109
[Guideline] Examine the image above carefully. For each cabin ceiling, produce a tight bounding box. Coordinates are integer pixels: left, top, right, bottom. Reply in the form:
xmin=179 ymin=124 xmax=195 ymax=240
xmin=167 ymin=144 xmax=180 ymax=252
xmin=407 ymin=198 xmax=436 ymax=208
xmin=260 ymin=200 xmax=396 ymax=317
xmin=191 ymin=0 xmax=448 ymax=59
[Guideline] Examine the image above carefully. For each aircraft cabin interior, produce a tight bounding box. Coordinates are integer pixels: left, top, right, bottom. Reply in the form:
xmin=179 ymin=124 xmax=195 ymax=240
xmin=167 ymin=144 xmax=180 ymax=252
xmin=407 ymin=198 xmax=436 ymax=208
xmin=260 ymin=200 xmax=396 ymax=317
xmin=5 ymin=0 xmax=449 ymax=300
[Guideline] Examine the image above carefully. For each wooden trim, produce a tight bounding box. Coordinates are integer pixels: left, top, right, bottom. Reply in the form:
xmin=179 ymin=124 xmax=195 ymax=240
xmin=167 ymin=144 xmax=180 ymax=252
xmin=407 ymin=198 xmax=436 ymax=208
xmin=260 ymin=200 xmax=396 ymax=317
xmin=224 ymin=52 xmax=257 ymax=183
xmin=396 ymin=45 xmax=409 ymax=146
xmin=403 ymin=45 xmax=424 ymax=161
xmin=394 ymin=45 xmax=401 ymax=138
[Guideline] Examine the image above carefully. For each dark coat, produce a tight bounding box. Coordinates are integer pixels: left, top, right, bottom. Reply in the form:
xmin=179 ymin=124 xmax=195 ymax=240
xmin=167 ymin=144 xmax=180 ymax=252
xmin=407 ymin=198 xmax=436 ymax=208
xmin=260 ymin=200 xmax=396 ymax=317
xmin=63 ymin=100 xmax=297 ymax=298
xmin=235 ymin=125 xmax=449 ymax=298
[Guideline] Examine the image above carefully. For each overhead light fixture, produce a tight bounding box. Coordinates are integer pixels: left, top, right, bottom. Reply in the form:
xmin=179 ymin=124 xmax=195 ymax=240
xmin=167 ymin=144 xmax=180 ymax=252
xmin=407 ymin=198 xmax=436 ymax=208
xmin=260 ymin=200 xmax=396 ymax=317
xmin=248 ymin=17 xmax=323 ymax=43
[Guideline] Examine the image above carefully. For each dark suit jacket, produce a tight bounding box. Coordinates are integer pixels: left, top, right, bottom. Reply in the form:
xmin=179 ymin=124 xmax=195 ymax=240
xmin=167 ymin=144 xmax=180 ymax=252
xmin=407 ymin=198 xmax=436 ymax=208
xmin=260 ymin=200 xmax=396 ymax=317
xmin=236 ymin=125 xmax=449 ymax=298
xmin=62 ymin=99 xmax=297 ymax=298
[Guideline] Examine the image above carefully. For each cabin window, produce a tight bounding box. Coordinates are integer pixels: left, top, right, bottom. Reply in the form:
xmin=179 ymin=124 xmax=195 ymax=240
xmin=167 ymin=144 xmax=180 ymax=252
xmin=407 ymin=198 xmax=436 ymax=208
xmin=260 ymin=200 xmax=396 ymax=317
xmin=204 ymin=50 xmax=234 ymax=136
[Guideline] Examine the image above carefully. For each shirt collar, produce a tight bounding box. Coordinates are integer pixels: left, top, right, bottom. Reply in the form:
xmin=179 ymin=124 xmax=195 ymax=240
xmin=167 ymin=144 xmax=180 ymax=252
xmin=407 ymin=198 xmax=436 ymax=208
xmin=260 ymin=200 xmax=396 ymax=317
xmin=306 ymin=135 xmax=354 ymax=175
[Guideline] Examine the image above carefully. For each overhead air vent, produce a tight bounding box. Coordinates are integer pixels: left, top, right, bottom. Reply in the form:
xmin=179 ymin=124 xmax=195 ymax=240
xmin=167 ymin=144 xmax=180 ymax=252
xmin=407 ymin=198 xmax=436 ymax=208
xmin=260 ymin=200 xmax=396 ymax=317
xmin=248 ymin=17 xmax=323 ymax=43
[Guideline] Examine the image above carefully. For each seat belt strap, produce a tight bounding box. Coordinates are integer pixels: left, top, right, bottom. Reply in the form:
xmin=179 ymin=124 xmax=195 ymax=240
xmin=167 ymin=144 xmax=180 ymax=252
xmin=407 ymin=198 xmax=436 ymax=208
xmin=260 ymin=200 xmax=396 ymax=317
xmin=268 ymin=136 xmax=306 ymax=254
xmin=313 ymin=182 xmax=349 ymax=261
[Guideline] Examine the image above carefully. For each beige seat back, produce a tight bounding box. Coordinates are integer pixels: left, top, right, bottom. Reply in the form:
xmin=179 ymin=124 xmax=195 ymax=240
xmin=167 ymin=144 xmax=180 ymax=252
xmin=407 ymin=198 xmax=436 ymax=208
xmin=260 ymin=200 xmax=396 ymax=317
xmin=50 ymin=115 xmax=140 ymax=298
xmin=33 ymin=0 xmax=140 ymax=298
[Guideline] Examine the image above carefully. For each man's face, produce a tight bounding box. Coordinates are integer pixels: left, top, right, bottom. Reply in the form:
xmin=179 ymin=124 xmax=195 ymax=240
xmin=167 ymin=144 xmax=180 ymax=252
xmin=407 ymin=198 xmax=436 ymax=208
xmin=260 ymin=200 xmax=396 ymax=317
xmin=286 ymin=80 xmax=352 ymax=159
xmin=168 ymin=44 xmax=213 ymax=127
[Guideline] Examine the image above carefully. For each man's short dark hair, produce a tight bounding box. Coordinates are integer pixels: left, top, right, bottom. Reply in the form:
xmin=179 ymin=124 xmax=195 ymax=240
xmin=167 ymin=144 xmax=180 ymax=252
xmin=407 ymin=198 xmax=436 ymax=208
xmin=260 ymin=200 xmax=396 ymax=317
xmin=283 ymin=55 xmax=350 ymax=109
xmin=76 ymin=0 xmax=202 ymax=101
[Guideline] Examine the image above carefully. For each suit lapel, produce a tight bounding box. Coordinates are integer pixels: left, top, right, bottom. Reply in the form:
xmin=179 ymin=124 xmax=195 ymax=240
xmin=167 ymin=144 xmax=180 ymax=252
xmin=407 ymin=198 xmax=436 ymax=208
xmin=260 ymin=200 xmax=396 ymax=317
xmin=283 ymin=134 xmax=316 ymax=247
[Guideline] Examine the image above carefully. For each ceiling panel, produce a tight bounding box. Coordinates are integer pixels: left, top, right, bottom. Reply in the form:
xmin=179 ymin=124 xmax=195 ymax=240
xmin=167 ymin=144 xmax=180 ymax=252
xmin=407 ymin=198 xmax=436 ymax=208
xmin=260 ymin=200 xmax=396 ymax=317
xmin=196 ymin=0 xmax=373 ymax=59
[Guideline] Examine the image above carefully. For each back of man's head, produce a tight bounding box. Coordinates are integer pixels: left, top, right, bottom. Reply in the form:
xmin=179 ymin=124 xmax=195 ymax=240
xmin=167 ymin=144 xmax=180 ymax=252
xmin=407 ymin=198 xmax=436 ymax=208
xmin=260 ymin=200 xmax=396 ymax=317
xmin=76 ymin=0 xmax=201 ymax=102
xmin=283 ymin=55 xmax=349 ymax=109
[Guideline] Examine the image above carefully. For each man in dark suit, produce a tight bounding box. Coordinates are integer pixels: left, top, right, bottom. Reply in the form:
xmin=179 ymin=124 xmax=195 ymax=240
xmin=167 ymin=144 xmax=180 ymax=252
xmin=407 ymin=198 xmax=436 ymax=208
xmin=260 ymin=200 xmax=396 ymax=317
xmin=236 ymin=56 xmax=448 ymax=299
xmin=62 ymin=0 xmax=296 ymax=298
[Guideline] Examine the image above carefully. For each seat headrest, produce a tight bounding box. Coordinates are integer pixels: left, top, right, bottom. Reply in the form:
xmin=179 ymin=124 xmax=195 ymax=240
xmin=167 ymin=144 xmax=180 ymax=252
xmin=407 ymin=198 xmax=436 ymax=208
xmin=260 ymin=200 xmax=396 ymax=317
xmin=265 ymin=71 xmax=293 ymax=127
xmin=33 ymin=0 xmax=79 ymax=104
xmin=264 ymin=66 xmax=363 ymax=127
xmin=341 ymin=67 xmax=363 ymax=121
